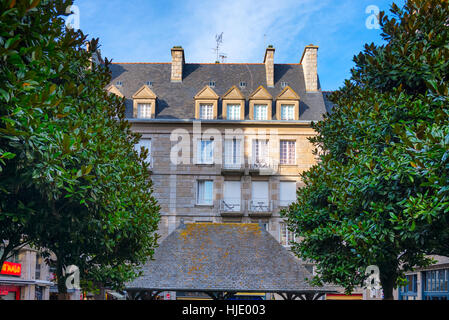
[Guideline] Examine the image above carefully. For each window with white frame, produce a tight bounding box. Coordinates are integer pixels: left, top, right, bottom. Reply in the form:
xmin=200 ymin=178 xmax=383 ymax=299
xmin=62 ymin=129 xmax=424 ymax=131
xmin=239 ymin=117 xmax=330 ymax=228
xmin=199 ymin=104 xmax=214 ymax=120
xmin=135 ymin=138 xmax=152 ymax=162
xmin=281 ymin=105 xmax=295 ymax=120
xmin=224 ymin=138 xmax=242 ymax=167
xmin=251 ymin=181 xmax=269 ymax=211
xmin=223 ymin=181 xmax=241 ymax=212
xmin=280 ymin=181 xmax=297 ymax=207
xmin=280 ymin=222 xmax=296 ymax=247
xmin=280 ymin=140 xmax=296 ymax=165
xmin=137 ymin=103 xmax=152 ymax=118
xmin=252 ymin=139 xmax=269 ymax=165
xmin=227 ymin=104 xmax=241 ymax=120
xmin=254 ymin=104 xmax=268 ymax=120
xmin=197 ymin=140 xmax=214 ymax=164
xmin=197 ymin=180 xmax=213 ymax=205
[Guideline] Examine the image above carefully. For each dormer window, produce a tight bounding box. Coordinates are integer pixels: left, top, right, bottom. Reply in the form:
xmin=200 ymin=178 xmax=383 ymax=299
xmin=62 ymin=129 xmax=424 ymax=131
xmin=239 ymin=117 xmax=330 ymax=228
xmin=249 ymin=86 xmax=272 ymax=121
xmin=209 ymin=81 xmax=216 ymax=88
xmin=276 ymin=86 xmax=300 ymax=121
xmin=116 ymin=81 xmax=123 ymax=87
xmin=132 ymin=85 xmax=157 ymax=119
xmin=239 ymin=81 xmax=247 ymax=88
xmin=281 ymin=81 xmax=288 ymax=88
xmin=194 ymin=86 xmax=219 ymax=120
xmin=222 ymin=86 xmax=245 ymax=120
xmin=146 ymin=81 xmax=153 ymax=87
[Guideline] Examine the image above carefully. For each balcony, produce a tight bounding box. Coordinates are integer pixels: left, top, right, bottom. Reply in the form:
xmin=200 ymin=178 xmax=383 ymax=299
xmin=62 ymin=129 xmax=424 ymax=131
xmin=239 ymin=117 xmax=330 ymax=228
xmin=219 ymin=199 xmax=244 ymax=217
xmin=221 ymin=160 xmax=245 ymax=175
xmin=249 ymin=160 xmax=278 ymax=176
xmin=248 ymin=199 xmax=273 ymax=217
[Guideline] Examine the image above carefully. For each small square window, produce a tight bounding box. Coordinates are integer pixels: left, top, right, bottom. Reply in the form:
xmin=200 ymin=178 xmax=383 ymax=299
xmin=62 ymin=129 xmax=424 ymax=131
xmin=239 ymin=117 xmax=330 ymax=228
xmin=281 ymin=105 xmax=295 ymax=120
xmin=199 ymin=104 xmax=214 ymax=120
xmin=137 ymin=103 xmax=152 ymax=118
xmin=227 ymin=104 xmax=241 ymax=120
xmin=281 ymin=81 xmax=288 ymax=88
xmin=254 ymin=105 xmax=268 ymax=120
xmin=116 ymin=81 xmax=123 ymax=86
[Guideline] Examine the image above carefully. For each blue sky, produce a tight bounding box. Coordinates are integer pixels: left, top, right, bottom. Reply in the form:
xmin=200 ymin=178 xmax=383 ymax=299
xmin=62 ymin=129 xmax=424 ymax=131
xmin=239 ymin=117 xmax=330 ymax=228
xmin=73 ymin=0 xmax=406 ymax=91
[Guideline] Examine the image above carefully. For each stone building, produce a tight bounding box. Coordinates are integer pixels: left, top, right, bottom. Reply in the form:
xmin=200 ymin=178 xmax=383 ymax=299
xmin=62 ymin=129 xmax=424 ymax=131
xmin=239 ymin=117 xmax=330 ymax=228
xmin=0 ymin=247 xmax=53 ymax=300
xmin=107 ymin=45 xmax=331 ymax=249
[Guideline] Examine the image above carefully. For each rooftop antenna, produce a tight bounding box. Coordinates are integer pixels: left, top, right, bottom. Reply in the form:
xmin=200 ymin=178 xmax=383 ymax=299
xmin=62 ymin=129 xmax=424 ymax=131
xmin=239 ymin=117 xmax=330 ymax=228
xmin=219 ymin=53 xmax=228 ymax=63
xmin=214 ymin=32 xmax=223 ymax=63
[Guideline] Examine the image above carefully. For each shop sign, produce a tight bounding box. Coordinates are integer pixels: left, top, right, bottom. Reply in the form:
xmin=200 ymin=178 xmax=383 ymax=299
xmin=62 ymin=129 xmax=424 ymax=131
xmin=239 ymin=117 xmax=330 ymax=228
xmin=1 ymin=261 xmax=22 ymax=276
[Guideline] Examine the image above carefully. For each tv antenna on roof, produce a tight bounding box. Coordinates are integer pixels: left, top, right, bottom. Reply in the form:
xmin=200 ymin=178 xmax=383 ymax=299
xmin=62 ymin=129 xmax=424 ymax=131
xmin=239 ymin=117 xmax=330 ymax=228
xmin=214 ymin=32 xmax=224 ymax=63
xmin=219 ymin=53 xmax=228 ymax=63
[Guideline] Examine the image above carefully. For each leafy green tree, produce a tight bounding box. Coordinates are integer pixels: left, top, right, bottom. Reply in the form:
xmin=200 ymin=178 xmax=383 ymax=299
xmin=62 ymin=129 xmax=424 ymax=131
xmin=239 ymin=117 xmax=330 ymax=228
xmin=0 ymin=0 xmax=160 ymax=297
xmin=283 ymin=0 xmax=449 ymax=300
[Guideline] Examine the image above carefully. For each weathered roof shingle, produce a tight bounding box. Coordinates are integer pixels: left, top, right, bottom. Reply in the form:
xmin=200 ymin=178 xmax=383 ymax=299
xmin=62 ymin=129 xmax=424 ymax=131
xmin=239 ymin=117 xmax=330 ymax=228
xmin=109 ymin=63 xmax=328 ymax=121
xmin=126 ymin=223 xmax=335 ymax=293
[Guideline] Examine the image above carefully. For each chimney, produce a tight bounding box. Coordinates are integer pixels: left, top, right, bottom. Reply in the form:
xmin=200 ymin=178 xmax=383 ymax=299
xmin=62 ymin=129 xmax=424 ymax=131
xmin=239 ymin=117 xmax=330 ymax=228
xmin=171 ymin=46 xmax=185 ymax=83
xmin=300 ymin=45 xmax=319 ymax=92
xmin=264 ymin=46 xmax=275 ymax=87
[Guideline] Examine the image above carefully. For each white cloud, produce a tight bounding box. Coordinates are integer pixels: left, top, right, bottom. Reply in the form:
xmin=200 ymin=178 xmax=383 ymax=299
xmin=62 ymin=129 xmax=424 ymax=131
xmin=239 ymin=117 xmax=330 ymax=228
xmin=175 ymin=0 xmax=331 ymax=63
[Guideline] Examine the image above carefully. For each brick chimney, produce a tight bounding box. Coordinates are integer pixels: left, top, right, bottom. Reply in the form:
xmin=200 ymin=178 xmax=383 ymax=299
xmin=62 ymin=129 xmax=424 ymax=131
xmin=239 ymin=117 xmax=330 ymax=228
xmin=300 ymin=45 xmax=319 ymax=92
xmin=171 ymin=46 xmax=185 ymax=83
xmin=264 ymin=46 xmax=275 ymax=87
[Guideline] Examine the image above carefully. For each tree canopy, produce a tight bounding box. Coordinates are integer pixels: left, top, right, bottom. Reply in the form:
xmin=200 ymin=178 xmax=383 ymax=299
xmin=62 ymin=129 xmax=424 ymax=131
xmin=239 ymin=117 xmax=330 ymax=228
xmin=0 ymin=0 xmax=160 ymax=295
xmin=283 ymin=0 xmax=449 ymax=299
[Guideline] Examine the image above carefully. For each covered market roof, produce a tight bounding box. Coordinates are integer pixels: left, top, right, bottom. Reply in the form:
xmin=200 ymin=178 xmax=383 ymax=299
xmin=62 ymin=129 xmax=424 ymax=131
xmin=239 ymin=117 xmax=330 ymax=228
xmin=126 ymin=222 xmax=336 ymax=298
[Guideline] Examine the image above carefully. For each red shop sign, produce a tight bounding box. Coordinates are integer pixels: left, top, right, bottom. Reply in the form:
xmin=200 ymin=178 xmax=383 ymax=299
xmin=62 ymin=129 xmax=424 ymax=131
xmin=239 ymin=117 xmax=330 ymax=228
xmin=1 ymin=261 xmax=22 ymax=276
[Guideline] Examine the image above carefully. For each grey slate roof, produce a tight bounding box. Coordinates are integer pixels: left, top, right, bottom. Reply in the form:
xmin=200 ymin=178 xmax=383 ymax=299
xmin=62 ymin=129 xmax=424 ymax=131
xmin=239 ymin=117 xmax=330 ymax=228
xmin=322 ymin=91 xmax=335 ymax=114
xmin=126 ymin=223 xmax=335 ymax=293
xmin=109 ymin=63 xmax=328 ymax=121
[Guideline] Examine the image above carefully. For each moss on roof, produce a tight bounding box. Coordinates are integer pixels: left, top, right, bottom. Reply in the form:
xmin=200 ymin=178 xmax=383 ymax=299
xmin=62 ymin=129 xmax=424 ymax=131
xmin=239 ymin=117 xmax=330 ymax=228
xmin=126 ymin=223 xmax=335 ymax=293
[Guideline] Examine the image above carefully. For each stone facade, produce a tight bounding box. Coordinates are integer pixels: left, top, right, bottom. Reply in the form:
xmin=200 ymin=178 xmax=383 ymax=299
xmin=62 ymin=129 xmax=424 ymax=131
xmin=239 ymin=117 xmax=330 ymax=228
xmin=109 ymin=44 xmax=331 ymax=299
xmin=131 ymin=121 xmax=317 ymax=243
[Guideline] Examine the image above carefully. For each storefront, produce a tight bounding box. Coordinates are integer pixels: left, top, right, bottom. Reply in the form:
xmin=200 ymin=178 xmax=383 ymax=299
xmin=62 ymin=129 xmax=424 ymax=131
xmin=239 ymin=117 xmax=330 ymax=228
xmin=0 ymin=261 xmax=23 ymax=300
xmin=0 ymin=285 xmax=21 ymax=300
